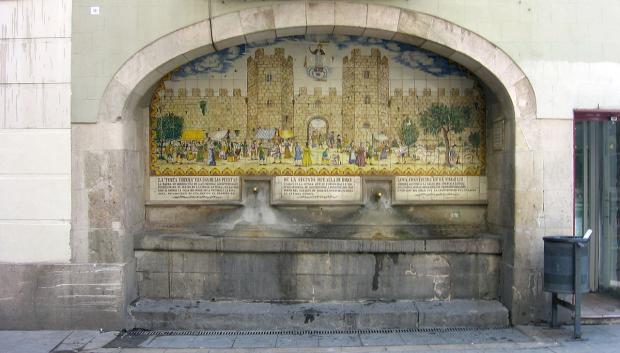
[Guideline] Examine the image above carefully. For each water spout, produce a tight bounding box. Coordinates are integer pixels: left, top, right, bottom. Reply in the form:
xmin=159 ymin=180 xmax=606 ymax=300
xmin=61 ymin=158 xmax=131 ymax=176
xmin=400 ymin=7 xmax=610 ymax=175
xmin=233 ymin=183 xmax=279 ymax=226
xmin=201 ymin=180 xmax=300 ymax=237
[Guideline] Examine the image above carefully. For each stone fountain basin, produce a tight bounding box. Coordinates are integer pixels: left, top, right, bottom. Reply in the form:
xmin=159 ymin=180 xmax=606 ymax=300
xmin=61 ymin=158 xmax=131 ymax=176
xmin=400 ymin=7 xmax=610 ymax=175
xmin=134 ymin=230 xmax=502 ymax=303
xmin=135 ymin=229 xmax=500 ymax=254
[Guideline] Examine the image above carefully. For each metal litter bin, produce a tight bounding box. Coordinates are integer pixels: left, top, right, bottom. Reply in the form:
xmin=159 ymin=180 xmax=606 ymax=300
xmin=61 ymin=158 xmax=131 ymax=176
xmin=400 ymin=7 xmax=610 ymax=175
xmin=544 ymin=236 xmax=589 ymax=294
xmin=543 ymin=231 xmax=591 ymax=339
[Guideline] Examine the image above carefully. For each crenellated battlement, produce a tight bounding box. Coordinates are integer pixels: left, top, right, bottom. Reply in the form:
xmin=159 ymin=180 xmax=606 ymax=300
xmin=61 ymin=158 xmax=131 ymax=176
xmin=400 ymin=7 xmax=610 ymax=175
xmin=346 ymin=48 xmax=381 ymax=57
xmin=247 ymin=47 xmax=293 ymax=67
xmin=295 ymin=87 xmax=340 ymax=97
xmin=389 ymin=87 xmax=472 ymax=98
xmin=343 ymin=48 xmax=388 ymax=66
xmin=162 ymin=85 xmax=474 ymax=100
xmin=159 ymin=46 xmax=482 ymax=147
xmin=162 ymin=87 xmax=246 ymax=98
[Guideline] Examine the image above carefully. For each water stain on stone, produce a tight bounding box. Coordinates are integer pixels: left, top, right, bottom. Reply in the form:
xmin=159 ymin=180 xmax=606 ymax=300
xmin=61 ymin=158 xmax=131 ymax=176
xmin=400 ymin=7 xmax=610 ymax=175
xmin=302 ymin=308 xmax=320 ymax=324
xmin=389 ymin=253 xmax=399 ymax=265
xmin=373 ymin=254 xmax=399 ymax=291
xmin=372 ymin=254 xmax=384 ymax=291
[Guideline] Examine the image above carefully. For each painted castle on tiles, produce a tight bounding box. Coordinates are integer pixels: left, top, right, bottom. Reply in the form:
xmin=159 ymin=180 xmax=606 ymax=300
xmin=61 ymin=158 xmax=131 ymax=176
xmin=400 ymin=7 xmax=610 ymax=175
xmin=150 ymin=36 xmax=486 ymax=176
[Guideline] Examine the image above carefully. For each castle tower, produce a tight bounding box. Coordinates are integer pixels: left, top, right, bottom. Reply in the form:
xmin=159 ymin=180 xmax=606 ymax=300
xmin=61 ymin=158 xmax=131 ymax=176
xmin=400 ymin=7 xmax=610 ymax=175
xmin=342 ymin=48 xmax=389 ymax=144
xmin=388 ymin=88 xmax=418 ymax=143
xmin=247 ymin=48 xmax=294 ymax=135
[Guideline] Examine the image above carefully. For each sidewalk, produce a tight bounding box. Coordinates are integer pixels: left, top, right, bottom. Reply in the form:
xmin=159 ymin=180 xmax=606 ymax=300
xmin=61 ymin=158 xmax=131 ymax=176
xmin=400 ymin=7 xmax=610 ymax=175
xmin=1 ymin=324 xmax=619 ymax=353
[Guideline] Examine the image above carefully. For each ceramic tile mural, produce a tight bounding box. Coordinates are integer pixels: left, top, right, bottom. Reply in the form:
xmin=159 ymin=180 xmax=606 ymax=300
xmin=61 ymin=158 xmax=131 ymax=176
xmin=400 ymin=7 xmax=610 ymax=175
xmin=149 ymin=36 xmax=486 ymax=179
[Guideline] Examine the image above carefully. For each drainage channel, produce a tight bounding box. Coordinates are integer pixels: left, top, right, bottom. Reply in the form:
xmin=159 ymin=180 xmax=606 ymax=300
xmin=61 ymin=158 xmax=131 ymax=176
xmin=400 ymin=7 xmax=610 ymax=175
xmin=103 ymin=326 xmax=535 ymax=349
xmin=125 ymin=326 xmax=506 ymax=336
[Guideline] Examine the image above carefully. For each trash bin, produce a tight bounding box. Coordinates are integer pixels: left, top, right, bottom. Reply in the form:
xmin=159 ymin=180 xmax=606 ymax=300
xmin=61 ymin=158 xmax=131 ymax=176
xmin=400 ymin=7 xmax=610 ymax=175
xmin=543 ymin=236 xmax=589 ymax=294
xmin=543 ymin=232 xmax=591 ymax=339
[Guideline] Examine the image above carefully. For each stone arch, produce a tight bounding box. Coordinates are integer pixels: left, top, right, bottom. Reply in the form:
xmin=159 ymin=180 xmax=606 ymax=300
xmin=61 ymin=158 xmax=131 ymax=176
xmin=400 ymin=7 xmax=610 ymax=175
xmin=77 ymin=2 xmax=539 ymax=324
xmin=97 ymin=3 xmax=535 ymax=125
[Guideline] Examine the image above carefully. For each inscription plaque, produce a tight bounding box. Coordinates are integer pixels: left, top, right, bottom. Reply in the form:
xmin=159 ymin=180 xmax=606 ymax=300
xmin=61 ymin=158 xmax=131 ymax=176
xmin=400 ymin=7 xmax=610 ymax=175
xmin=272 ymin=176 xmax=362 ymax=204
xmin=149 ymin=176 xmax=241 ymax=202
xmin=394 ymin=176 xmax=487 ymax=203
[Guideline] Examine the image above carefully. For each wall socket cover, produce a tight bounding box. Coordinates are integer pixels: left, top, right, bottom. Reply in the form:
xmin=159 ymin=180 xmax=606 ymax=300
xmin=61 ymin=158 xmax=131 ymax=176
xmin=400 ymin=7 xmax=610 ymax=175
xmin=90 ymin=6 xmax=100 ymax=15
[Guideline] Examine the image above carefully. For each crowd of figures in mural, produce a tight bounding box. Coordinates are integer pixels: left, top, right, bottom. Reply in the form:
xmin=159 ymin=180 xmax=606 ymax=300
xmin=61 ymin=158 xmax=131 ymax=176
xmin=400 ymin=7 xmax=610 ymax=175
xmin=154 ymin=114 xmax=480 ymax=169
xmin=150 ymin=36 xmax=486 ymax=176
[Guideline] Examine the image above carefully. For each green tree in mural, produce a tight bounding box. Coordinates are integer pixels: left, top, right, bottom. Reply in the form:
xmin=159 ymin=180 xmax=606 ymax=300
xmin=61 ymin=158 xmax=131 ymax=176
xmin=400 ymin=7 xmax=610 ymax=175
xmin=399 ymin=117 xmax=419 ymax=157
xmin=419 ymin=103 xmax=472 ymax=166
xmin=155 ymin=113 xmax=184 ymax=159
xmin=468 ymin=131 xmax=481 ymax=159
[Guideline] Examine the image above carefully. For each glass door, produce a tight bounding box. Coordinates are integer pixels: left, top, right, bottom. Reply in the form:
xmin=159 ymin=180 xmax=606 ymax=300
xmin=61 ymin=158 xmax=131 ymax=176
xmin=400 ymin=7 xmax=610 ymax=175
xmin=575 ymin=114 xmax=620 ymax=296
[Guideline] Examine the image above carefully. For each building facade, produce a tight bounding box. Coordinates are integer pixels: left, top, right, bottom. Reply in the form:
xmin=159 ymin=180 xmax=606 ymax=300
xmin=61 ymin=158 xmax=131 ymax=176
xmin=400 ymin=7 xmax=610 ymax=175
xmin=1 ymin=0 xmax=619 ymax=329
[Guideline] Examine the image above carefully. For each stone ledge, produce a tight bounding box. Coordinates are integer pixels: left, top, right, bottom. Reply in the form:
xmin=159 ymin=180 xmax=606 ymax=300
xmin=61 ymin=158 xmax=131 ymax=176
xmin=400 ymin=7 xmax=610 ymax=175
xmin=0 ymin=262 xmax=135 ymax=330
xmin=417 ymin=300 xmax=509 ymax=328
xmin=129 ymin=299 xmax=508 ymax=330
xmin=135 ymin=251 xmax=500 ymax=301
xmin=134 ymin=232 xmax=501 ymax=255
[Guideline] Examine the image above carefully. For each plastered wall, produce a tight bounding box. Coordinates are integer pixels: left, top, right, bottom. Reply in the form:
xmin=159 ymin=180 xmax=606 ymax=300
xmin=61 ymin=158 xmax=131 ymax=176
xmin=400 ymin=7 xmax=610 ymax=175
xmin=0 ymin=0 xmax=72 ymax=262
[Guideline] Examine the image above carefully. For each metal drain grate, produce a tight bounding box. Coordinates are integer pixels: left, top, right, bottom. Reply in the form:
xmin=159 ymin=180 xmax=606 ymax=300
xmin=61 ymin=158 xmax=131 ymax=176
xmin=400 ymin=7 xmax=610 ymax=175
xmin=125 ymin=326 xmax=507 ymax=337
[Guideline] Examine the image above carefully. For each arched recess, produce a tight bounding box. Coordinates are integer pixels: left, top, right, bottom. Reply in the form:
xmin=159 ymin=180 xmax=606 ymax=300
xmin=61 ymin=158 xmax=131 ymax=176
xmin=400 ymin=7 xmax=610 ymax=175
xmin=73 ymin=2 xmax=539 ymax=324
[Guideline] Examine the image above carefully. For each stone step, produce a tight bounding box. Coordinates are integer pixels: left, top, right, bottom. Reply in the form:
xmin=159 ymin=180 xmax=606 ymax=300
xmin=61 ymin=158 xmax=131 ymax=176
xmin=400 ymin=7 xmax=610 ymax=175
xmin=129 ymin=299 xmax=509 ymax=330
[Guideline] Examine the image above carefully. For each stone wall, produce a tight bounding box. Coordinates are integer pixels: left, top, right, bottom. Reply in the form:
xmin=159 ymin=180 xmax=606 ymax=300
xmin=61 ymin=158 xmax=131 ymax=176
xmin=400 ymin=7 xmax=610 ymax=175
xmin=135 ymin=236 xmax=500 ymax=302
xmin=0 ymin=262 xmax=135 ymax=329
xmin=158 ymin=88 xmax=248 ymax=140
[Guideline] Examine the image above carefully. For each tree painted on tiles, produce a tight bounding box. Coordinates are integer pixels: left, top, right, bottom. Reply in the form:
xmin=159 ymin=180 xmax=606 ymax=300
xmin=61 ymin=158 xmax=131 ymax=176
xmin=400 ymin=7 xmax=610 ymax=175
xmin=420 ymin=103 xmax=472 ymax=166
xmin=399 ymin=117 xmax=419 ymax=157
xmin=155 ymin=113 xmax=184 ymax=159
xmin=468 ymin=131 xmax=481 ymax=159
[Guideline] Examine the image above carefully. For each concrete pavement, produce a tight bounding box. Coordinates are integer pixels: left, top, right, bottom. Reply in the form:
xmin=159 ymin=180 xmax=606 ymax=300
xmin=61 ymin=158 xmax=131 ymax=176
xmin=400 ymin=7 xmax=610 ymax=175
xmin=1 ymin=325 xmax=620 ymax=352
